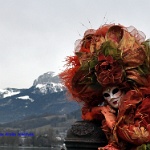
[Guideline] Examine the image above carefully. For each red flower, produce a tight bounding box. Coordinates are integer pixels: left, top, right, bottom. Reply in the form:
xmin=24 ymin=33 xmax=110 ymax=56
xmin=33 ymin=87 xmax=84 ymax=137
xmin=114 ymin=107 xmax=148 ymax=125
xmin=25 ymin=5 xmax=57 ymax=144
xmin=95 ymin=54 xmax=124 ymax=86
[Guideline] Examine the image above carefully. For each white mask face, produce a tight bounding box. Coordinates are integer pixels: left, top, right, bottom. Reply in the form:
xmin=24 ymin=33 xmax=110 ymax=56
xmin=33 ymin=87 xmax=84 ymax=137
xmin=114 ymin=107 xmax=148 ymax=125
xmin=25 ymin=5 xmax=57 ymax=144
xmin=102 ymin=86 xmax=124 ymax=109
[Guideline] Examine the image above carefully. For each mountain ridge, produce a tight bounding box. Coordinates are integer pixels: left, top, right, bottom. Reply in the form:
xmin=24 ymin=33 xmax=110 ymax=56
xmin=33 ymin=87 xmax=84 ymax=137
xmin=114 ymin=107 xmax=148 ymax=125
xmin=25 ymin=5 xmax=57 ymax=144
xmin=0 ymin=71 xmax=65 ymax=98
xmin=0 ymin=71 xmax=80 ymax=124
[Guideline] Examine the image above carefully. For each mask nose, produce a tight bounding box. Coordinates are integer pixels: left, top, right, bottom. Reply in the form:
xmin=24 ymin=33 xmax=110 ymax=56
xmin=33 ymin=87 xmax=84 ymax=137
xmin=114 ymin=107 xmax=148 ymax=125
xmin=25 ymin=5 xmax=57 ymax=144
xmin=110 ymin=93 xmax=114 ymax=99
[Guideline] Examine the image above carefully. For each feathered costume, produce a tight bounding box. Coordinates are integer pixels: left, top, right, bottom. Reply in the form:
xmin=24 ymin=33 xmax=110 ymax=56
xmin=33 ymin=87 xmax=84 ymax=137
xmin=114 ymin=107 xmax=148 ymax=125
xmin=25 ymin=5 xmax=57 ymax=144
xmin=59 ymin=24 xmax=150 ymax=150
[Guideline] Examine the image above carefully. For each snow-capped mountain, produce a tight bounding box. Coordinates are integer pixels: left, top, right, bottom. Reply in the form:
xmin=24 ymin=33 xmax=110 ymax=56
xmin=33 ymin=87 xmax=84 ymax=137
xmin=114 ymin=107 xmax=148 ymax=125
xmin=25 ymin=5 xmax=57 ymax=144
xmin=0 ymin=71 xmax=79 ymax=123
xmin=32 ymin=71 xmax=65 ymax=94
xmin=0 ymin=72 xmax=65 ymax=98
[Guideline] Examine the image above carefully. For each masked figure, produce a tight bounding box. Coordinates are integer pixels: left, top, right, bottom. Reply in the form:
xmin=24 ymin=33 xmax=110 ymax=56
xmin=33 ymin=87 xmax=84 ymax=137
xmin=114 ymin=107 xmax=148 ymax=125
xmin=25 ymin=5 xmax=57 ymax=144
xmin=60 ymin=24 xmax=150 ymax=150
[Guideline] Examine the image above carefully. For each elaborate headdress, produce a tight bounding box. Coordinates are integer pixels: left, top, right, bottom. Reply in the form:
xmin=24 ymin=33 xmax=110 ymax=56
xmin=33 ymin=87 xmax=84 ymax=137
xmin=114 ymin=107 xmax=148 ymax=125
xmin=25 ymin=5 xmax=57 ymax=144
xmin=60 ymin=24 xmax=150 ymax=105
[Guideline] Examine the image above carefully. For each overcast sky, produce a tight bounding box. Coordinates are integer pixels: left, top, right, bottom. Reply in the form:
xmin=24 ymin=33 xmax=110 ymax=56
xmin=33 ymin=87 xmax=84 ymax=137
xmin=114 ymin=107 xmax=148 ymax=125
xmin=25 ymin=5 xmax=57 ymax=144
xmin=0 ymin=0 xmax=150 ymax=89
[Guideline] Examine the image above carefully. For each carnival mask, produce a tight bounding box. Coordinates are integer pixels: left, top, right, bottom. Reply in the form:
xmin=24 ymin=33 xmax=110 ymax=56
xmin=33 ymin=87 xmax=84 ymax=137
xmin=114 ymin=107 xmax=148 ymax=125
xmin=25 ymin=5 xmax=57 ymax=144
xmin=102 ymin=86 xmax=124 ymax=109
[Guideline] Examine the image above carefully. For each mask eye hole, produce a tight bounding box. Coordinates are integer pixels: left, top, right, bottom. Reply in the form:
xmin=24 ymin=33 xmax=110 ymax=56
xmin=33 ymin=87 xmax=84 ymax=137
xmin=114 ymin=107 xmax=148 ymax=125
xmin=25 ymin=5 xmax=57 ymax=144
xmin=103 ymin=93 xmax=110 ymax=97
xmin=112 ymin=88 xmax=119 ymax=94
